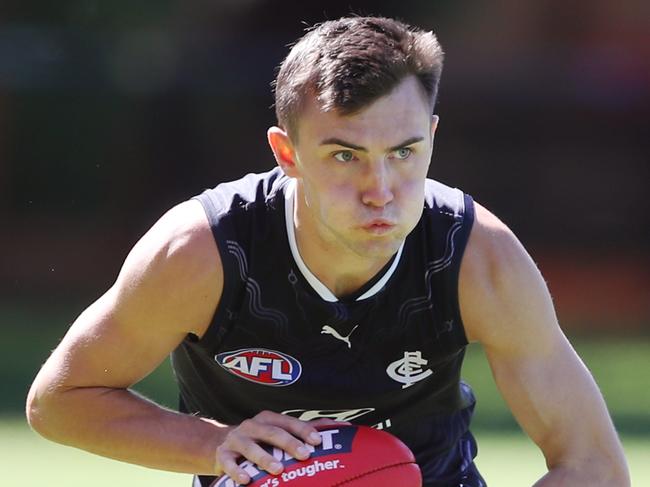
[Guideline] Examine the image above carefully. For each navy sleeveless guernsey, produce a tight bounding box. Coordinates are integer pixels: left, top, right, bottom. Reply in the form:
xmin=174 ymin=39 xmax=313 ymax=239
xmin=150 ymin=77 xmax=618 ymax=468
xmin=171 ymin=168 xmax=481 ymax=486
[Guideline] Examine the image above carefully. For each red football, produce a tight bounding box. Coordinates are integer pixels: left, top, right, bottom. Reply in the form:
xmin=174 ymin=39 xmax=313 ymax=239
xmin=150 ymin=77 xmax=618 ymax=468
xmin=211 ymin=425 xmax=421 ymax=487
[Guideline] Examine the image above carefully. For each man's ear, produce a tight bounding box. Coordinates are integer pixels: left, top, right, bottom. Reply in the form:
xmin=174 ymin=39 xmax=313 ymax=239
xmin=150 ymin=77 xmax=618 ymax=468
xmin=431 ymin=115 xmax=439 ymax=140
xmin=268 ymin=126 xmax=299 ymax=177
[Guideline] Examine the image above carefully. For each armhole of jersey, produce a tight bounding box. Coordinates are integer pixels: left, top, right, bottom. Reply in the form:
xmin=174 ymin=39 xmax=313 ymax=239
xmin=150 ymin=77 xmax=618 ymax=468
xmin=191 ymin=192 xmax=239 ymax=345
xmin=451 ymin=192 xmax=476 ymax=346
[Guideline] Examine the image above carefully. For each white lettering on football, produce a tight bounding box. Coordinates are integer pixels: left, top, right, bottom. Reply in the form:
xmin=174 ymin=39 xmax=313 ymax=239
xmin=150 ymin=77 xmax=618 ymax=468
xmin=318 ymin=429 xmax=338 ymax=450
xmin=240 ymin=460 xmax=261 ymax=478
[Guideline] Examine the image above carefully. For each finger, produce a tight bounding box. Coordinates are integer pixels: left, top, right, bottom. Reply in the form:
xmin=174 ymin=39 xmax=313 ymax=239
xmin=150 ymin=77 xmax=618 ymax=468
xmin=305 ymin=418 xmax=352 ymax=445
xmin=239 ymin=440 xmax=285 ymax=474
xmin=309 ymin=418 xmax=352 ymax=428
xmin=272 ymin=416 xmax=325 ymax=448
xmin=252 ymin=411 xmax=322 ymax=450
xmin=217 ymin=450 xmax=251 ymax=485
xmin=248 ymin=423 xmax=313 ymax=461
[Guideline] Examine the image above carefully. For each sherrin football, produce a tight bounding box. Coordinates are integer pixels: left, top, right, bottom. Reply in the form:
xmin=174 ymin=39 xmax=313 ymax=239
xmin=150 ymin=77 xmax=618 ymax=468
xmin=212 ymin=425 xmax=421 ymax=487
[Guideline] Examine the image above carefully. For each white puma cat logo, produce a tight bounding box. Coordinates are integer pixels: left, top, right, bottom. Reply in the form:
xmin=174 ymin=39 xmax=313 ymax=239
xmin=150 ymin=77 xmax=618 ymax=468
xmin=321 ymin=324 xmax=359 ymax=349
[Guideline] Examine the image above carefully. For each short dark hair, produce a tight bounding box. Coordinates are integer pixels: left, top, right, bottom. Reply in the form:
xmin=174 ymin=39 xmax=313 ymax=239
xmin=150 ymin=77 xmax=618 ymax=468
xmin=273 ymin=16 xmax=444 ymax=139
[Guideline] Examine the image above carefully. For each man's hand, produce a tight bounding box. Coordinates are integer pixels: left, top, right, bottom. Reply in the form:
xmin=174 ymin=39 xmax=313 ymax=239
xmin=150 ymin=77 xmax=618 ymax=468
xmin=215 ymin=411 xmax=346 ymax=485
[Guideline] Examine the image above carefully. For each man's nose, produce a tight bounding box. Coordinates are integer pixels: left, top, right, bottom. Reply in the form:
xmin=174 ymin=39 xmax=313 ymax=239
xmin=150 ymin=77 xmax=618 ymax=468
xmin=361 ymin=162 xmax=394 ymax=208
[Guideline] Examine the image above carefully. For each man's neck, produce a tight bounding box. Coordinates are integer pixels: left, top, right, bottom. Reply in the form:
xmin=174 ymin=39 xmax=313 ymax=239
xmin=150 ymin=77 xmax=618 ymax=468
xmin=293 ymin=193 xmax=392 ymax=299
xmin=296 ymin=232 xmax=390 ymax=298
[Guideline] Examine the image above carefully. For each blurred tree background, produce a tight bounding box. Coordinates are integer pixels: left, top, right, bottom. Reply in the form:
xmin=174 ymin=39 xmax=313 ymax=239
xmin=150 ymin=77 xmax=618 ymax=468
xmin=1 ymin=0 xmax=648 ymax=481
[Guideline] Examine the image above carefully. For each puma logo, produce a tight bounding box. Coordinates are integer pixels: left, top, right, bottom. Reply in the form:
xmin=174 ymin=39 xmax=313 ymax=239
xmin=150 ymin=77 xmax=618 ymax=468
xmin=321 ymin=324 xmax=359 ymax=349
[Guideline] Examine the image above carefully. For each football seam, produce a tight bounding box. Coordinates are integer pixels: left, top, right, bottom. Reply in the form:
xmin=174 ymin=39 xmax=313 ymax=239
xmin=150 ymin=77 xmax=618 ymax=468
xmin=331 ymin=461 xmax=416 ymax=486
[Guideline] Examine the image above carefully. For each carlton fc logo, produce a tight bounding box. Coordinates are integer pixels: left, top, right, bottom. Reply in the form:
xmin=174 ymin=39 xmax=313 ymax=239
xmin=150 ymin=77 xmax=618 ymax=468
xmin=215 ymin=348 xmax=302 ymax=386
xmin=386 ymin=351 xmax=433 ymax=388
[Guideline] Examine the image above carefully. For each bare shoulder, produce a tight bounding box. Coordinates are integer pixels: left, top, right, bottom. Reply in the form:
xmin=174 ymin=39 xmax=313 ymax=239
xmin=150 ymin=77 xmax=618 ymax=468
xmin=112 ymin=198 xmax=223 ymax=338
xmin=123 ymin=199 xmax=218 ymax=277
xmin=459 ymin=201 xmax=559 ymax=348
xmin=27 ymin=199 xmax=223 ymax=397
xmin=460 ymin=201 xmax=524 ymax=292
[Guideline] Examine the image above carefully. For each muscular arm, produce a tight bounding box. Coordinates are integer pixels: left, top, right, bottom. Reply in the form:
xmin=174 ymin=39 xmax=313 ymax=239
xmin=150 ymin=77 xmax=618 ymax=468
xmin=459 ymin=203 xmax=629 ymax=486
xmin=26 ymin=200 xmax=323 ymax=483
xmin=26 ymin=200 xmax=225 ymax=474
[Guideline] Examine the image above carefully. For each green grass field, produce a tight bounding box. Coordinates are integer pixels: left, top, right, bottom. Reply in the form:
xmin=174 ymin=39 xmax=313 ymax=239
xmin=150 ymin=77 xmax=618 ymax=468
xmin=2 ymin=419 xmax=649 ymax=486
xmin=2 ymin=302 xmax=649 ymax=485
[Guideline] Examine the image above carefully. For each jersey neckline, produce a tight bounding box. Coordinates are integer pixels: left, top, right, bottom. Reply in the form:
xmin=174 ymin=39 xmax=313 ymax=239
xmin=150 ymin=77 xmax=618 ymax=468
xmin=284 ymin=178 xmax=404 ymax=303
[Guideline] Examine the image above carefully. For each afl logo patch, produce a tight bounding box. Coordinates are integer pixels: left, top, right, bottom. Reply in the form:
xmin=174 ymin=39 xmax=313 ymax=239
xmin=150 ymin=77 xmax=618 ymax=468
xmin=215 ymin=348 xmax=302 ymax=386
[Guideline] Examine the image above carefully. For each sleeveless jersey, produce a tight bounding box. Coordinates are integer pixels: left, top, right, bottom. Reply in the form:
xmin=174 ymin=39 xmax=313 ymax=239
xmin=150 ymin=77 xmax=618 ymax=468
xmin=171 ymin=168 xmax=479 ymax=486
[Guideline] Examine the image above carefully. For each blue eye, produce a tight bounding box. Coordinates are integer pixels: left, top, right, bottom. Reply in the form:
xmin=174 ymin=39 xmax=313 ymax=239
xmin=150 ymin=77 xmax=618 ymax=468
xmin=333 ymin=151 xmax=355 ymax=163
xmin=393 ymin=147 xmax=412 ymax=160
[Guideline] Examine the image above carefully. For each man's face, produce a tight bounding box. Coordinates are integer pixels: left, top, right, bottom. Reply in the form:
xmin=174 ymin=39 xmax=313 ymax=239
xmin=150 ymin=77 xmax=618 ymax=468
xmin=287 ymin=76 xmax=437 ymax=259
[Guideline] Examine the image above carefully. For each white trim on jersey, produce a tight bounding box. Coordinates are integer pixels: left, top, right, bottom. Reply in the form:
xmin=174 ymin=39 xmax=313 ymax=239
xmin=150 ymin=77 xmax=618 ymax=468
xmin=284 ymin=179 xmax=404 ymax=302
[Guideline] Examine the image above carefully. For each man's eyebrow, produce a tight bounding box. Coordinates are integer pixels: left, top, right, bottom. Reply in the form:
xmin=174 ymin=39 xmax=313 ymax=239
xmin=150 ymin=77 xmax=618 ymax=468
xmin=320 ymin=137 xmax=368 ymax=152
xmin=320 ymin=136 xmax=426 ymax=152
xmin=387 ymin=136 xmax=425 ymax=152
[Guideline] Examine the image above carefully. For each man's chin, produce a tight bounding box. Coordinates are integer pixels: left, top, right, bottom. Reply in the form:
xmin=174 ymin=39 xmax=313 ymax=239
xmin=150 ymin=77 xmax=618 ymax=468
xmin=349 ymin=237 xmax=404 ymax=259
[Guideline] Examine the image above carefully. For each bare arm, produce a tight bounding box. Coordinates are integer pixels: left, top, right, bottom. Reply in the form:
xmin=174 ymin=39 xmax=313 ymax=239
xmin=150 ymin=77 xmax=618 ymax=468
xmin=459 ymin=203 xmax=629 ymax=486
xmin=26 ymin=200 xmax=324 ymax=483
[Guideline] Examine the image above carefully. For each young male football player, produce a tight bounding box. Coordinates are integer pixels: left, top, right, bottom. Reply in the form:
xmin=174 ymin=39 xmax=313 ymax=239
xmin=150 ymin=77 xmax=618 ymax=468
xmin=27 ymin=16 xmax=629 ymax=487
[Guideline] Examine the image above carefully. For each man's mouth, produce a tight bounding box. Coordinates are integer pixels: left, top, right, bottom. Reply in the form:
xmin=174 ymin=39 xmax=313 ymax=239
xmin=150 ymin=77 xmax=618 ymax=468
xmin=361 ymin=219 xmax=396 ymax=235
